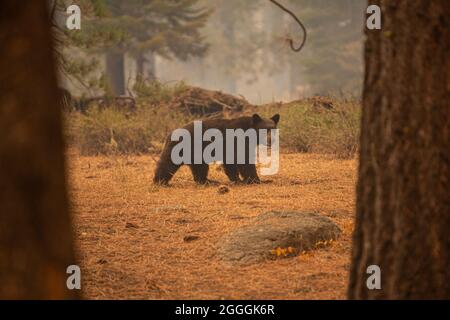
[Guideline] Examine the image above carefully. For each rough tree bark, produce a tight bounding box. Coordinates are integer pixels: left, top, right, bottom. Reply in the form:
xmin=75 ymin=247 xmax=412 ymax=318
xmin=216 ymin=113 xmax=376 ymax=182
xmin=349 ymin=1 xmax=450 ymax=299
xmin=0 ymin=2 xmax=78 ymax=299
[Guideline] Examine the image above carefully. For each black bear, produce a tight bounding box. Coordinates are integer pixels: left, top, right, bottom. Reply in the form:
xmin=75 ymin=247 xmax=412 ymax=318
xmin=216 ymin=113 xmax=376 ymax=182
xmin=153 ymin=113 xmax=280 ymax=185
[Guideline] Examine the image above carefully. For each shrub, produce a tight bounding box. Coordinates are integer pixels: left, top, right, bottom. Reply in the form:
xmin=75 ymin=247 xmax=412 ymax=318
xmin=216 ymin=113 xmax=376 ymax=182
xmin=65 ymin=104 xmax=192 ymax=155
xmin=258 ymin=99 xmax=360 ymax=158
xmin=133 ymin=77 xmax=188 ymax=106
xmin=65 ymin=81 xmax=361 ymax=158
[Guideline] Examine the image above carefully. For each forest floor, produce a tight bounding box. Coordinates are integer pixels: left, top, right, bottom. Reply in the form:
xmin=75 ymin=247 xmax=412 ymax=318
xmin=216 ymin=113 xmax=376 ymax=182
xmin=68 ymin=150 xmax=357 ymax=299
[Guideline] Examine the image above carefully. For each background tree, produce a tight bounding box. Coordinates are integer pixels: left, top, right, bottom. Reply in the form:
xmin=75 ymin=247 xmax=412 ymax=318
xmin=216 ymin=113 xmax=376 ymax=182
xmin=280 ymin=0 xmax=366 ymax=97
xmin=209 ymin=0 xmax=264 ymax=94
xmin=52 ymin=0 xmax=119 ymax=95
xmin=349 ymin=0 xmax=450 ymax=299
xmin=0 ymin=1 xmax=78 ymax=299
xmin=200 ymin=0 xmax=365 ymax=98
xmin=54 ymin=0 xmax=211 ymax=96
xmin=97 ymin=0 xmax=211 ymax=95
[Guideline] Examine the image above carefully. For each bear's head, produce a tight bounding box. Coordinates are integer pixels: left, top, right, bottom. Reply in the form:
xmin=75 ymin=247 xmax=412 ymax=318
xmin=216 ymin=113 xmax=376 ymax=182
xmin=251 ymin=113 xmax=280 ymax=146
xmin=251 ymin=113 xmax=280 ymax=130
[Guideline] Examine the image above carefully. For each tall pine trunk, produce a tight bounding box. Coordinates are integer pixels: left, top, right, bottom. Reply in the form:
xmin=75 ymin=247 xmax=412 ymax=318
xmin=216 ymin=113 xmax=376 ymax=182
xmin=220 ymin=2 xmax=237 ymax=94
xmin=349 ymin=1 xmax=450 ymax=299
xmin=106 ymin=52 xmax=125 ymax=95
xmin=136 ymin=51 xmax=156 ymax=80
xmin=0 ymin=1 xmax=78 ymax=299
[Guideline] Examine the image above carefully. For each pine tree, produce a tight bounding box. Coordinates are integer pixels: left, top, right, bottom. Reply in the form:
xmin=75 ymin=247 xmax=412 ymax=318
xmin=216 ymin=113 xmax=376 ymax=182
xmin=51 ymin=0 xmax=124 ymax=95
xmin=199 ymin=0 xmax=266 ymax=94
xmin=0 ymin=1 xmax=78 ymax=299
xmin=100 ymin=0 xmax=211 ymax=94
xmin=54 ymin=0 xmax=211 ymax=95
xmin=349 ymin=0 xmax=449 ymax=299
xmin=286 ymin=0 xmax=366 ymax=96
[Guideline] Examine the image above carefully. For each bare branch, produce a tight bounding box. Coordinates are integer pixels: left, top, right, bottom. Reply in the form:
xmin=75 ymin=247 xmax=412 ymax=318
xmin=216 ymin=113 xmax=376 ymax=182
xmin=269 ymin=0 xmax=307 ymax=53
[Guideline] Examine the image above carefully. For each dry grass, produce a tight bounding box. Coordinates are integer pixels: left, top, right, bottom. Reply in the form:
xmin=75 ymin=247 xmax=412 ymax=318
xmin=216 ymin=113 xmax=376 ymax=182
xmin=65 ymin=95 xmax=360 ymax=158
xmin=68 ymin=150 xmax=357 ymax=299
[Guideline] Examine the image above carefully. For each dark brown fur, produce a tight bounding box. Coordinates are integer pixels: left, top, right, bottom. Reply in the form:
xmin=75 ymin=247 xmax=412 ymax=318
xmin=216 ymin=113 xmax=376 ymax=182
xmin=153 ymin=114 xmax=280 ymax=185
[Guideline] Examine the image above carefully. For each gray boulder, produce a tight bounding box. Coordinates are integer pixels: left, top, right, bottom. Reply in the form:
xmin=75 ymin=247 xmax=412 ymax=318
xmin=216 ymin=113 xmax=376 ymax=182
xmin=217 ymin=211 xmax=341 ymax=264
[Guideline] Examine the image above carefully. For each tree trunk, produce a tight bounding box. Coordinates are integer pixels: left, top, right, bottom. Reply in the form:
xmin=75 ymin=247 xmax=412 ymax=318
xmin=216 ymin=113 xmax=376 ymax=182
xmin=349 ymin=1 xmax=450 ymax=299
xmin=286 ymin=2 xmax=306 ymax=98
xmin=147 ymin=51 xmax=156 ymax=80
xmin=0 ymin=1 xmax=78 ymax=299
xmin=220 ymin=3 xmax=237 ymax=94
xmin=106 ymin=52 xmax=125 ymax=95
xmin=136 ymin=52 xmax=145 ymax=79
xmin=136 ymin=51 xmax=156 ymax=80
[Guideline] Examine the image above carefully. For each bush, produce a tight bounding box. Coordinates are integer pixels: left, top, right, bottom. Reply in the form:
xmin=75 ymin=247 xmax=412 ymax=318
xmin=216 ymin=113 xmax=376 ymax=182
xmin=65 ymin=105 xmax=192 ymax=155
xmin=65 ymin=82 xmax=360 ymax=158
xmin=258 ymin=99 xmax=360 ymax=158
xmin=133 ymin=77 xmax=188 ymax=106
xmin=65 ymin=80 xmax=194 ymax=155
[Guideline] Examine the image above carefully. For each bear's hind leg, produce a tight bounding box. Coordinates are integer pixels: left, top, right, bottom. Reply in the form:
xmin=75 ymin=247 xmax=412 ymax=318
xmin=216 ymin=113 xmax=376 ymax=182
xmin=238 ymin=164 xmax=260 ymax=184
xmin=223 ymin=164 xmax=241 ymax=183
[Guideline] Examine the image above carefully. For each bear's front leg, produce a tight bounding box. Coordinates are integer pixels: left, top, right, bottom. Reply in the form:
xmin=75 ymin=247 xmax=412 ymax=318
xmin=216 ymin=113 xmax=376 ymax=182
xmin=223 ymin=164 xmax=241 ymax=183
xmin=238 ymin=164 xmax=261 ymax=184
xmin=190 ymin=164 xmax=212 ymax=185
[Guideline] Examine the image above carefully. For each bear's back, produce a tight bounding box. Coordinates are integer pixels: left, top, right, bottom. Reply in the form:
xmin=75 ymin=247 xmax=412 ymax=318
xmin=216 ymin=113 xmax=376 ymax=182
xmin=184 ymin=116 xmax=254 ymax=133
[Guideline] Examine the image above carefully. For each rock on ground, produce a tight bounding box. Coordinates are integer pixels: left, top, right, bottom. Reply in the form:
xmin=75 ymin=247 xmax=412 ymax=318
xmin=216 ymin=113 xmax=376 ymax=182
xmin=217 ymin=211 xmax=341 ymax=264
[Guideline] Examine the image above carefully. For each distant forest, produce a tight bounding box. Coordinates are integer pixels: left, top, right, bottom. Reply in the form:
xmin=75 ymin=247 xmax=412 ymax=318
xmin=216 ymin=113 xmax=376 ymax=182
xmin=56 ymin=0 xmax=366 ymax=103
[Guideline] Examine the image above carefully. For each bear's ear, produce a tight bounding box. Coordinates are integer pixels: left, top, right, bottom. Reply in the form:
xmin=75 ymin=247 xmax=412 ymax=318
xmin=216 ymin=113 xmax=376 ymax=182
xmin=271 ymin=114 xmax=280 ymax=125
xmin=252 ymin=114 xmax=263 ymax=124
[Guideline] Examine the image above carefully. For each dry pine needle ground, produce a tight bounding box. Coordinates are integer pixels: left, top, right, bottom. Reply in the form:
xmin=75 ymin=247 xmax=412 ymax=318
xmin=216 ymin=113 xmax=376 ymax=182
xmin=68 ymin=150 xmax=356 ymax=299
